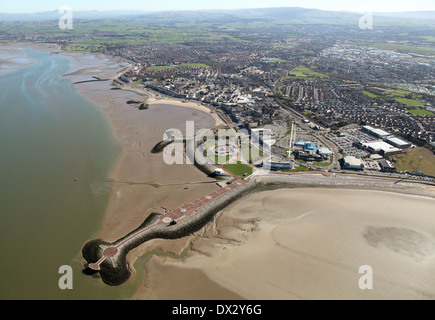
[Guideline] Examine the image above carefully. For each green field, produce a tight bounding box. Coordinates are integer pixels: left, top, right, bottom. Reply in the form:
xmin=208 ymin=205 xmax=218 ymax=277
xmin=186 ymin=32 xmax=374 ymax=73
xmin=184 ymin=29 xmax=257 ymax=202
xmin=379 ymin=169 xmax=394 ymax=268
xmin=223 ymin=162 xmax=253 ymax=177
xmin=204 ymin=146 xmax=231 ymax=165
xmin=284 ymin=166 xmax=311 ymax=172
xmin=0 ymin=18 xmax=247 ymax=50
xmin=289 ymin=65 xmax=329 ymax=78
xmin=392 ymin=89 xmax=413 ymax=97
xmin=314 ymin=161 xmax=332 ymax=167
xmin=389 ymin=147 xmax=435 ymax=176
xmin=394 ymin=98 xmax=425 ymax=106
xmin=362 ymin=90 xmax=381 ymax=98
xmin=407 ymin=109 xmax=434 ymax=115
xmin=363 ymin=87 xmax=427 ymax=106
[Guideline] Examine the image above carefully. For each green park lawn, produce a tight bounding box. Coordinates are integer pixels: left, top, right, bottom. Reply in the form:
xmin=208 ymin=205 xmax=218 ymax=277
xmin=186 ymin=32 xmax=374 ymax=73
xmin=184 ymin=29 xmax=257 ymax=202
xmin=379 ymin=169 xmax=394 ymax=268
xmin=224 ymin=162 xmax=253 ymax=177
xmin=407 ymin=109 xmax=434 ymax=116
xmin=362 ymin=90 xmax=381 ymax=98
xmin=289 ymin=65 xmax=329 ymax=78
xmin=363 ymin=87 xmax=426 ymax=107
xmin=394 ymin=98 xmax=425 ymax=106
xmin=283 ymin=166 xmax=311 ymax=172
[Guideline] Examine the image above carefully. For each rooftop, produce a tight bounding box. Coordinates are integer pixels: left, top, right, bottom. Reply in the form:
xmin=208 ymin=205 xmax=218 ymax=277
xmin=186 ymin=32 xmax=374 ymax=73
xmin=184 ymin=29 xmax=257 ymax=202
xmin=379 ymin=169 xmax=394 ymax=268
xmin=304 ymin=142 xmax=318 ymax=153
xmin=343 ymin=155 xmax=364 ymax=167
xmin=318 ymin=147 xmax=332 ymax=155
xmin=363 ymin=125 xmax=391 ymax=137
xmin=363 ymin=141 xmax=402 ymax=153
xmin=386 ymin=137 xmax=411 ymax=147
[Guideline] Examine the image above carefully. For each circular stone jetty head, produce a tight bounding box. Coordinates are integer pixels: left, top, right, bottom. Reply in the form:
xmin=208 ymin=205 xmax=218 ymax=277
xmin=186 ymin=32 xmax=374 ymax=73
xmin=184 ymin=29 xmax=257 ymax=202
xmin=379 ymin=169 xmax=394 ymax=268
xmin=162 ymin=217 xmax=174 ymax=226
xmin=88 ymin=263 xmax=101 ymax=271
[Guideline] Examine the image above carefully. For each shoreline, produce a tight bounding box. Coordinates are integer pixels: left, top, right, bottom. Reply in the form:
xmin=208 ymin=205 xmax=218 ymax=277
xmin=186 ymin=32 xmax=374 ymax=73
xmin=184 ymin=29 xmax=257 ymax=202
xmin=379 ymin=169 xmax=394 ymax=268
xmin=111 ymin=84 xmax=225 ymax=128
xmin=5 ymin=42 xmax=435 ymax=299
xmin=0 ymin=42 xmax=60 ymax=76
xmin=55 ymin=44 xmax=435 ymax=299
xmin=149 ymin=99 xmax=225 ymax=127
xmin=53 ymin=46 xmax=223 ymax=263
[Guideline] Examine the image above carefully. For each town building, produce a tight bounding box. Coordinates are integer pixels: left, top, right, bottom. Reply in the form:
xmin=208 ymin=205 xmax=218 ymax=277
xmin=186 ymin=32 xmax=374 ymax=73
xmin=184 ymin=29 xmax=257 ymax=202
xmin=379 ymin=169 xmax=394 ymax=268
xmin=342 ymin=155 xmax=365 ymax=171
xmin=362 ymin=125 xmax=391 ymax=139
xmin=268 ymin=161 xmax=293 ymax=171
xmin=386 ymin=137 xmax=412 ymax=149
xmin=318 ymin=147 xmax=332 ymax=156
xmin=295 ymin=140 xmax=318 ymax=154
xmin=361 ymin=141 xmax=403 ymax=156
xmin=379 ymin=159 xmax=396 ymax=173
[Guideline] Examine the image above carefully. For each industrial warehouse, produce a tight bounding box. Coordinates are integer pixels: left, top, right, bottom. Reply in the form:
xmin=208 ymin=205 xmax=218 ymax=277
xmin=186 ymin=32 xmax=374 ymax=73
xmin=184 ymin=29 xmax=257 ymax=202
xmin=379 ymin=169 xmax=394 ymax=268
xmin=337 ymin=125 xmax=414 ymax=173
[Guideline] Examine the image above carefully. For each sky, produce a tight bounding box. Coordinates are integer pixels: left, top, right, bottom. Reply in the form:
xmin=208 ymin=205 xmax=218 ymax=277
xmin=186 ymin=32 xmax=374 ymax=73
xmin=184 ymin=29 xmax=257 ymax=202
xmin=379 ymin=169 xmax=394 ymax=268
xmin=1 ymin=0 xmax=435 ymax=14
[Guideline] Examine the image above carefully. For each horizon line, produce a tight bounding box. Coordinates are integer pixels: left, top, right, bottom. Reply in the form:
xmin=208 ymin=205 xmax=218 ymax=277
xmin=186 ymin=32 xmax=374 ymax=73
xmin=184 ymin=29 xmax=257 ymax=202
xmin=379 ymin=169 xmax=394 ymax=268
xmin=1 ymin=6 xmax=435 ymax=15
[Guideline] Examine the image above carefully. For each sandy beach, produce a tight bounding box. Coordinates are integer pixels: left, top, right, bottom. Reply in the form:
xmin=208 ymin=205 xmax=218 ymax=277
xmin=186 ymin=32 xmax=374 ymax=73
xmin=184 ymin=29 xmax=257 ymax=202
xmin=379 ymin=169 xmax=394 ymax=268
xmin=133 ymin=188 xmax=435 ymax=300
xmin=148 ymin=99 xmax=225 ymax=127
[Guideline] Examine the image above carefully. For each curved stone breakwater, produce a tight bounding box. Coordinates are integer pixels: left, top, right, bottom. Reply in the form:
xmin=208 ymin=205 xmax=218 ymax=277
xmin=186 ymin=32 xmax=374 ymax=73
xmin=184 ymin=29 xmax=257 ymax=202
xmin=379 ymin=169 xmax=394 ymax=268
xmin=82 ymin=177 xmax=256 ymax=286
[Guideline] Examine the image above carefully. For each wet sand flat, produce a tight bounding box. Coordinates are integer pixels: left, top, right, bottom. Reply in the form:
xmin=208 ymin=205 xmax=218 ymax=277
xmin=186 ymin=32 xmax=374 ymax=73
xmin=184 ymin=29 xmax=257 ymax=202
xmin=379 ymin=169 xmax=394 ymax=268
xmin=1 ymin=43 xmax=222 ymax=299
xmin=0 ymin=43 xmax=53 ymax=75
xmin=135 ymin=188 xmax=435 ymax=300
xmin=60 ymin=52 xmax=221 ymax=244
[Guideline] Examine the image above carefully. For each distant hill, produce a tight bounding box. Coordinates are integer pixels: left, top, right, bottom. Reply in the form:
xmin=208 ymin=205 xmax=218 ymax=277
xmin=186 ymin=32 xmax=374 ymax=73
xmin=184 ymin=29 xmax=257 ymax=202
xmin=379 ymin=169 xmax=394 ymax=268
xmin=220 ymin=7 xmax=358 ymax=22
xmin=0 ymin=10 xmax=151 ymax=21
xmin=0 ymin=7 xmax=434 ymax=26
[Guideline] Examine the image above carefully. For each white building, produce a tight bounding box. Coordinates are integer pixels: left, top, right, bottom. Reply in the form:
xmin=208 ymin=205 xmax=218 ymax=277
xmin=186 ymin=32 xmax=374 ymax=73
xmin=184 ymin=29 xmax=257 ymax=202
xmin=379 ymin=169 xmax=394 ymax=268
xmin=362 ymin=141 xmax=402 ymax=156
xmin=318 ymin=147 xmax=332 ymax=156
xmin=342 ymin=155 xmax=365 ymax=171
xmin=386 ymin=137 xmax=411 ymax=149
xmin=362 ymin=125 xmax=391 ymax=139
